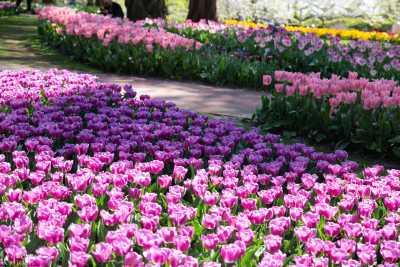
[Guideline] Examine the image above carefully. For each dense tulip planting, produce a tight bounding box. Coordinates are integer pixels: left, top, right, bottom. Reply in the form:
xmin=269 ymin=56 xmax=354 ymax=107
xmin=37 ymin=6 xmax=400 ymax=89
xmin=224 ymin=20 xmax=400 ymax=43
xmin=0 ymin=69 xmax=400 ymax=266
xmin=167 ymin=20 xmax=400 ymax=82
xmin=37 ymin=6 xmax=268 ymax=89
xmin=37 ymin=7 xmax=201 ymax=50
xmin=0 ymin=2 xmax=16 ymax=16
xmin=254 ymin=71 xmax=400 ymax=156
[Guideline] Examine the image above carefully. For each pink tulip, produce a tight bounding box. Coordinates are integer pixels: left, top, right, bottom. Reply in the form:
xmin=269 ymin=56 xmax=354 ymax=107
xmin=92 ymin=242 xmax=113 ymax=263
xmin=220 ymin=241 xmax=246 ymax=263
xmin=264 ymin=234 xmax=282 ymax=253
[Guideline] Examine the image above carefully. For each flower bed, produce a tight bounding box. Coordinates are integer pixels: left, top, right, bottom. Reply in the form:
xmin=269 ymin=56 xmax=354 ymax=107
xmin=37 ymin=6 xmax=400 ymax=89
xmin=0 ymin=2 xmax=16 ymax=16
xmin=37 ymin=7 xmax=270 ymax=89
xmin=166 ymin=19 xmax=400 ymax=82
xmin=285 ymin=26 xmax=400 ymax=43
xmin=224 ymin=19 xmax=400 ymax=43
xmin=253 ymin=71 xmax=400 ymax=156
xmin=0 ymin=68 xmax=400 ymax=266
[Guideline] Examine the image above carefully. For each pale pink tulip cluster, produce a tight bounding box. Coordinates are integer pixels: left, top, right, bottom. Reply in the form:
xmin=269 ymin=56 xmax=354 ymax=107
xmin=265 ymin=71 xmax=400 ymax=110
xmin=37 ymin=6 xmax=202 ymax=50
xmin=0 ymin=69 xmax=399 ymax=266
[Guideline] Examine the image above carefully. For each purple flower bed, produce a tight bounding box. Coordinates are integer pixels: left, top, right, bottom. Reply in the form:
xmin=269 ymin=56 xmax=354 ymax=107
xmin=0 ymin=69 xmax=399 ymax=266
xmin=0 ymin=1 xmax=16 ymax=16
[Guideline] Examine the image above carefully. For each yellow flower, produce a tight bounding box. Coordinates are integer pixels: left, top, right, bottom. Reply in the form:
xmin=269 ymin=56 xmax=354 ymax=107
xmin=223 ymin=19 xmax=400 ymax=42
xmin=224 ymin=19 xmax=267 ymax=29
xmin=285 ymin=26 xmax=399 ymax=42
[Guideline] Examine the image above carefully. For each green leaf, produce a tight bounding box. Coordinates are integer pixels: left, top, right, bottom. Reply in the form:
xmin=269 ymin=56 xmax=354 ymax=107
xmin=192 ymin=220 xmax=203 ymax=238
xmin=239 ymin=245 xmax=259 ymax=266
xmin=255 ymin=245 xmax=265 ymax=258
xmin=388 ymin=135 xmax=400 ymax=144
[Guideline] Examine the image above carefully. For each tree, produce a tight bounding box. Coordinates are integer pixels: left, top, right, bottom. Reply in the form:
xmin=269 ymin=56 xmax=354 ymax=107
xmin=187 ymin=0 xmax=217 ymax=22
xmin=125 ymin=0 xmax=167 ymax=21
xmin=377 ymin=0 xmax=400 ymax=20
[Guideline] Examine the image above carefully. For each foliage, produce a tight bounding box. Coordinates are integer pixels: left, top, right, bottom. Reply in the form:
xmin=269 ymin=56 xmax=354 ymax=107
xmin=300 ymin=17 xmax=395 ymax=32
xmin=166 ymin=0 xmax=188 ymax=22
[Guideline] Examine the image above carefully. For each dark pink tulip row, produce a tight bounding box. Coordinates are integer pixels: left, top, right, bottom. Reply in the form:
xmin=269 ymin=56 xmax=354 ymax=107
xmin=0 ymin=69 xmax=399 ymax=266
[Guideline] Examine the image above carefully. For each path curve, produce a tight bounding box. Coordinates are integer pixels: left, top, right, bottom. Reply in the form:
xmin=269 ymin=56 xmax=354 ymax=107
xmin=0 ymin=14 xmax=263 ymax=118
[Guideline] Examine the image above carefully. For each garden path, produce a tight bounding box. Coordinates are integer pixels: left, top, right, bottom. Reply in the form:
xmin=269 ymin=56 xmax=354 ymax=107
xmin=0 ymin=14 xmax=263 ymax=119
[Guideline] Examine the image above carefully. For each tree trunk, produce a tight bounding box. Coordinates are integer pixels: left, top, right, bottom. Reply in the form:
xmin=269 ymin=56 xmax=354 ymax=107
xmin=125 ymin=0 xmax=167 ymax=21
xmin=187 ymin=0 xmax=217 ymax=22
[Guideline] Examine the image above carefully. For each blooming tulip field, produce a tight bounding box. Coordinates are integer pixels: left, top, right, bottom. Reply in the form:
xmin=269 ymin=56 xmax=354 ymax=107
xmin=0 ymin=68 xmax=399 ymax=266
xmin=0 ymin=4 xmax=400 ymax=266
xmin=37 ymin=6 xmax=400 ymax=89
xmin=0 ymin=2 xmax=16 ymax=16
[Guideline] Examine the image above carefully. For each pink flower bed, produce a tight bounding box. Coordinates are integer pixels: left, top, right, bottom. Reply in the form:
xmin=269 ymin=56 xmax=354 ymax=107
xmin=37 ymin=7 xmax=202 ymax=49
xmin=256 ymin=71 xmax=400 ymax=155
xmin=270 ymin=71 xmax=400 ymax=110
xmin=0 ymin=69 xmax=399 ymax=266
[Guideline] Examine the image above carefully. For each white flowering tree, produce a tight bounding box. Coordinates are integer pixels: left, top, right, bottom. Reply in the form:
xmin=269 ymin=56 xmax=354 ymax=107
xmin=215 ymin=0 xmax=395 ymax=25
xmin=376 ymin=0 xmax=400 ymax=21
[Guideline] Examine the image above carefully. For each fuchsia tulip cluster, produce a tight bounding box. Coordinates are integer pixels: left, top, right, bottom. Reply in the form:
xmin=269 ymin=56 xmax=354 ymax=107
xmin=37 ymin=7 xmax=202 ymax=50
xmin=0 ymin=69 xmax=97 ymax=106
xmin=264 ymin=71 xmax=400 ymax=111
xmin=0 ymin=69 xmax=399 ymax=266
